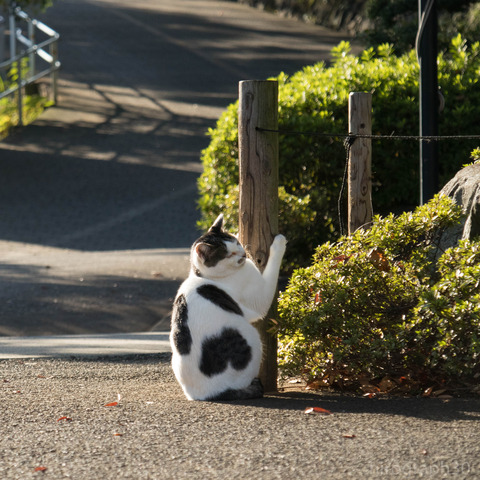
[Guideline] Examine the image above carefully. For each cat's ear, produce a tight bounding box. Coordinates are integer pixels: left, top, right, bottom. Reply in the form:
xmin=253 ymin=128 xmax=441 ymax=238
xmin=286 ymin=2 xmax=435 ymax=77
xmin=195 ymin=242 xmax=209 ymax=261
xmin=209 ymin=214 xmax=224 ymax=233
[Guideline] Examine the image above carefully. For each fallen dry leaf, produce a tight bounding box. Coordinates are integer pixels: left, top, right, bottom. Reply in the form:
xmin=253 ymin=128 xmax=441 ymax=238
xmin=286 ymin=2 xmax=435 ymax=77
xmin=105 ymin=393 xmax=121 ymax=407
xmin=332 ymin=254 xmax=351 ymax=265
xmin=432 ymin=389 xmax=453 ymax=399
xmin=57 ymin=416 xmax=72 ymax=422
xmin=304 ymin=407 xmax=332 ymax=415
xmin=378 ymin=376 xmax=396 ymax=392
xmin=360 ymin=384 xmax=380 ymax=394
xmin=305 ymin=380 xmax=322 ymax=390
xmin=422 ymin=386 xmax=434 ymax=397
xmin=368 ymin=248 xmax=390 ymax=272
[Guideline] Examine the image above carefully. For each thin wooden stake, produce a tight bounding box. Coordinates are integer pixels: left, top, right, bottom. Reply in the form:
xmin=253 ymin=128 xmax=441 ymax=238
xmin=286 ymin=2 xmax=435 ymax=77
xmin=348 ymin=92 xmax=373 ymax=235
xmin=238 ymin=80 xmax=279 ymax=393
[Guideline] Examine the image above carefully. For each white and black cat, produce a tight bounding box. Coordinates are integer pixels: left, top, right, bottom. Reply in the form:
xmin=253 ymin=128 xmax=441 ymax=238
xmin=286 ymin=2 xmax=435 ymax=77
xmin=170 ymin=214 xmax=286 ymax=401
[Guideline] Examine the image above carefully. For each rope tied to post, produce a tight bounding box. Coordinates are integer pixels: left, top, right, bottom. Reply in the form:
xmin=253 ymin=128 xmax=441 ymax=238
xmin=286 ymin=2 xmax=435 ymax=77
xmin=338 ymin=135 xmax=357 ymax=236
xmin=256 ymin=126 xmax=480 ymax=142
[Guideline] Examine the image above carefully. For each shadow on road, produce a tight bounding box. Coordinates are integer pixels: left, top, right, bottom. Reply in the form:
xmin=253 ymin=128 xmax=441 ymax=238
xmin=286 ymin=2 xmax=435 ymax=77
xmin=221 ymin=390 xmax=480 ymax=422
xmin=0 ymin=261 xmax=177 ymax=335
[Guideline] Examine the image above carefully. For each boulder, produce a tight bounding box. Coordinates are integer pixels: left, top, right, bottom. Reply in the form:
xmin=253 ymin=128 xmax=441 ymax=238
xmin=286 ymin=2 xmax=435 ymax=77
xmin=439 ymin=162 xmax=480 ymax=250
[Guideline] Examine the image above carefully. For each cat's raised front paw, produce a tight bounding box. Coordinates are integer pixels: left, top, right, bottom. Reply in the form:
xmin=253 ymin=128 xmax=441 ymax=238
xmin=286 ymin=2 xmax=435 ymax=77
xmin=271 ymin=234 xmax=287 ymax=255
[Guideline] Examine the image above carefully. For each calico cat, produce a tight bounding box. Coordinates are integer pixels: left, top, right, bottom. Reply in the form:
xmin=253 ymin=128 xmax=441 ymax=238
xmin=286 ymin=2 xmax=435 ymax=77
xmin=170 ymin=214 xmax=286 ymax=401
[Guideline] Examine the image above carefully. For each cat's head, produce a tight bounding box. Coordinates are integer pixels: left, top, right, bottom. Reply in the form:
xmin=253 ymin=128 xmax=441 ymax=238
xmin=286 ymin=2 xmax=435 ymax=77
xmin=191 ymin=214 xmax=247 ymax=278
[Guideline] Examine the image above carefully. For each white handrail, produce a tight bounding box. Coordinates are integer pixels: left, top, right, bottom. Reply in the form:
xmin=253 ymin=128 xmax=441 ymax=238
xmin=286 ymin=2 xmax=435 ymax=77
xmin=0 ymin=6 xmax=61 ymax=126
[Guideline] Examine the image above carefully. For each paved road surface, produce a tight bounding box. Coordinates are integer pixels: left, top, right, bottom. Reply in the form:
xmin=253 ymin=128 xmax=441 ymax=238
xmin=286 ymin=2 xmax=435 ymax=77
xmin=1 ymin=356 xmax=480 ymax=480
xmin=0 ymin=0 xmax=353 ymax=336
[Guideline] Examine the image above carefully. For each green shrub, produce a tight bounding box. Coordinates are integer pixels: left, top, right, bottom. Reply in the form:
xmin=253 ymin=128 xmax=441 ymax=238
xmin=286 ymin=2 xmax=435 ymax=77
xmin=277 ymin=194 xmax=480 ymax=394
xmin=0 ymin=60 xmax=52 ymax=138
xmin=471 ymin=147 xmax=480 ymax=164
xmin=413 ymin=240 xmax=480 ymax=380
xmin=198 ymin=37 xmax=480 ymax=270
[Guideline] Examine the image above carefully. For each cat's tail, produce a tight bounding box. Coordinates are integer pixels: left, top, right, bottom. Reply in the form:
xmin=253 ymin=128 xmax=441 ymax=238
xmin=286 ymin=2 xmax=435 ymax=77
xmin=205 ymin=378 xmax=264 ymax=402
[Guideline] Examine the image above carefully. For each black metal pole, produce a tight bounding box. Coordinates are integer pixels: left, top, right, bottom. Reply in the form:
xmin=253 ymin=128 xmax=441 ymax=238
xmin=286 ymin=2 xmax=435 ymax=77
xmin=418 ymin=0 xmax=439 ymax=205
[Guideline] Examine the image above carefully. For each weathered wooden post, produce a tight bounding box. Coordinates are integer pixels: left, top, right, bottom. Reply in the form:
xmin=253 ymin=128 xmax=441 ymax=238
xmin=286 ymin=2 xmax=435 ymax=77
xmin=238 ymin=80 xmax=279 ymax=392
xmin=348 ymin=92 xmax=373 ymax=235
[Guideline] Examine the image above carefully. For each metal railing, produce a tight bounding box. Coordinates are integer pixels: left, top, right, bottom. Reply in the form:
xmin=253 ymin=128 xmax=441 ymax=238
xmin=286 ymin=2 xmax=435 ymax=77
xmin=0 ymin=5 xmax=60 ymax=126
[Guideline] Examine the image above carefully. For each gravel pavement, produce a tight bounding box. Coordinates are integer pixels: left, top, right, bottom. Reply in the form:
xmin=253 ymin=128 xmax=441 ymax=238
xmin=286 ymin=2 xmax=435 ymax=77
xmin=1 ymin=355 xmax=480 ymax=480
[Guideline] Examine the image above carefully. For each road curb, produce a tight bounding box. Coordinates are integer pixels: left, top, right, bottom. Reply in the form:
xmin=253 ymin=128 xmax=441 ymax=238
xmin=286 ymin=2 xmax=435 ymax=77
xmin=0 ymin=331 xmax=171 ymax=359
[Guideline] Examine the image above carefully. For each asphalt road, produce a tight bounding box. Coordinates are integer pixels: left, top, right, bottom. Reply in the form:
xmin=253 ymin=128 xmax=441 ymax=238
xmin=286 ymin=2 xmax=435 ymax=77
xmin=0 ymin=0 xmax=353 ymax=336
xmin=1 ymin=356 xmax=480 ymax=480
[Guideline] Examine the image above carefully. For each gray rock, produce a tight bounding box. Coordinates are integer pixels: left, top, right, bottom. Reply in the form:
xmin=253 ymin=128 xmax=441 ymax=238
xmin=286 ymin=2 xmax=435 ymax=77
xmin=439 ymin=162 xmax=480 ymax=250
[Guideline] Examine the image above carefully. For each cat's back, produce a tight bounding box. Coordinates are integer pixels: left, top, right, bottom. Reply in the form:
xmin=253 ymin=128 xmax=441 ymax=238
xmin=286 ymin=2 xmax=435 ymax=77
xmin=170 ymin=274 xmax=263 ymax=400
xmin=174 ymin=274 xmax=246 ymax=334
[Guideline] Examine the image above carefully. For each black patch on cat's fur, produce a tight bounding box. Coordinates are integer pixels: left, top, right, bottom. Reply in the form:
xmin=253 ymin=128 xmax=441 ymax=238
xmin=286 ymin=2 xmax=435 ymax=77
xmin=197 ymin=284 xmax=243 ymax=316
xmin=194 ymin=230 xmax=237 ymax=268
xmin=206 ymin=378 xmax=264 ymax=401
xmin=171 ymin=294 xmax=192 ymax=355
xmin=200 ymin=327 xmax=252 ymax=377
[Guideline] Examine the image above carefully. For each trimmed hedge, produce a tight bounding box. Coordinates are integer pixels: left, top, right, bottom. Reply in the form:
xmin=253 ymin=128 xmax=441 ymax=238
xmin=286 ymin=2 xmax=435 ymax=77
xmin=277 ymin=194 xmax=480 ymax=394
xmin=198 ymin=37 xmax=480 ymax=271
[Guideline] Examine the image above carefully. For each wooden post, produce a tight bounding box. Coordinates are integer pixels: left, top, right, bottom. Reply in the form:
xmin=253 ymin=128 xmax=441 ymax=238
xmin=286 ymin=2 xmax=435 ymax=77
xmin=238 ymin=80 xmax=279 ymax=393
xmin=348 ymin=92 xmax=373 ymax=235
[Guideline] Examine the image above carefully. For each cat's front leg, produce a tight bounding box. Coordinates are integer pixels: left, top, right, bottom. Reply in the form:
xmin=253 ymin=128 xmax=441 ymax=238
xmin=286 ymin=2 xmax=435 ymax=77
xmin=269 ymin=234 xmax=287 ymax=260
xmin=253 ymin=234 xmax=287 ymax=317
xmin=262 ymin=234 xmax=286 ymax=283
